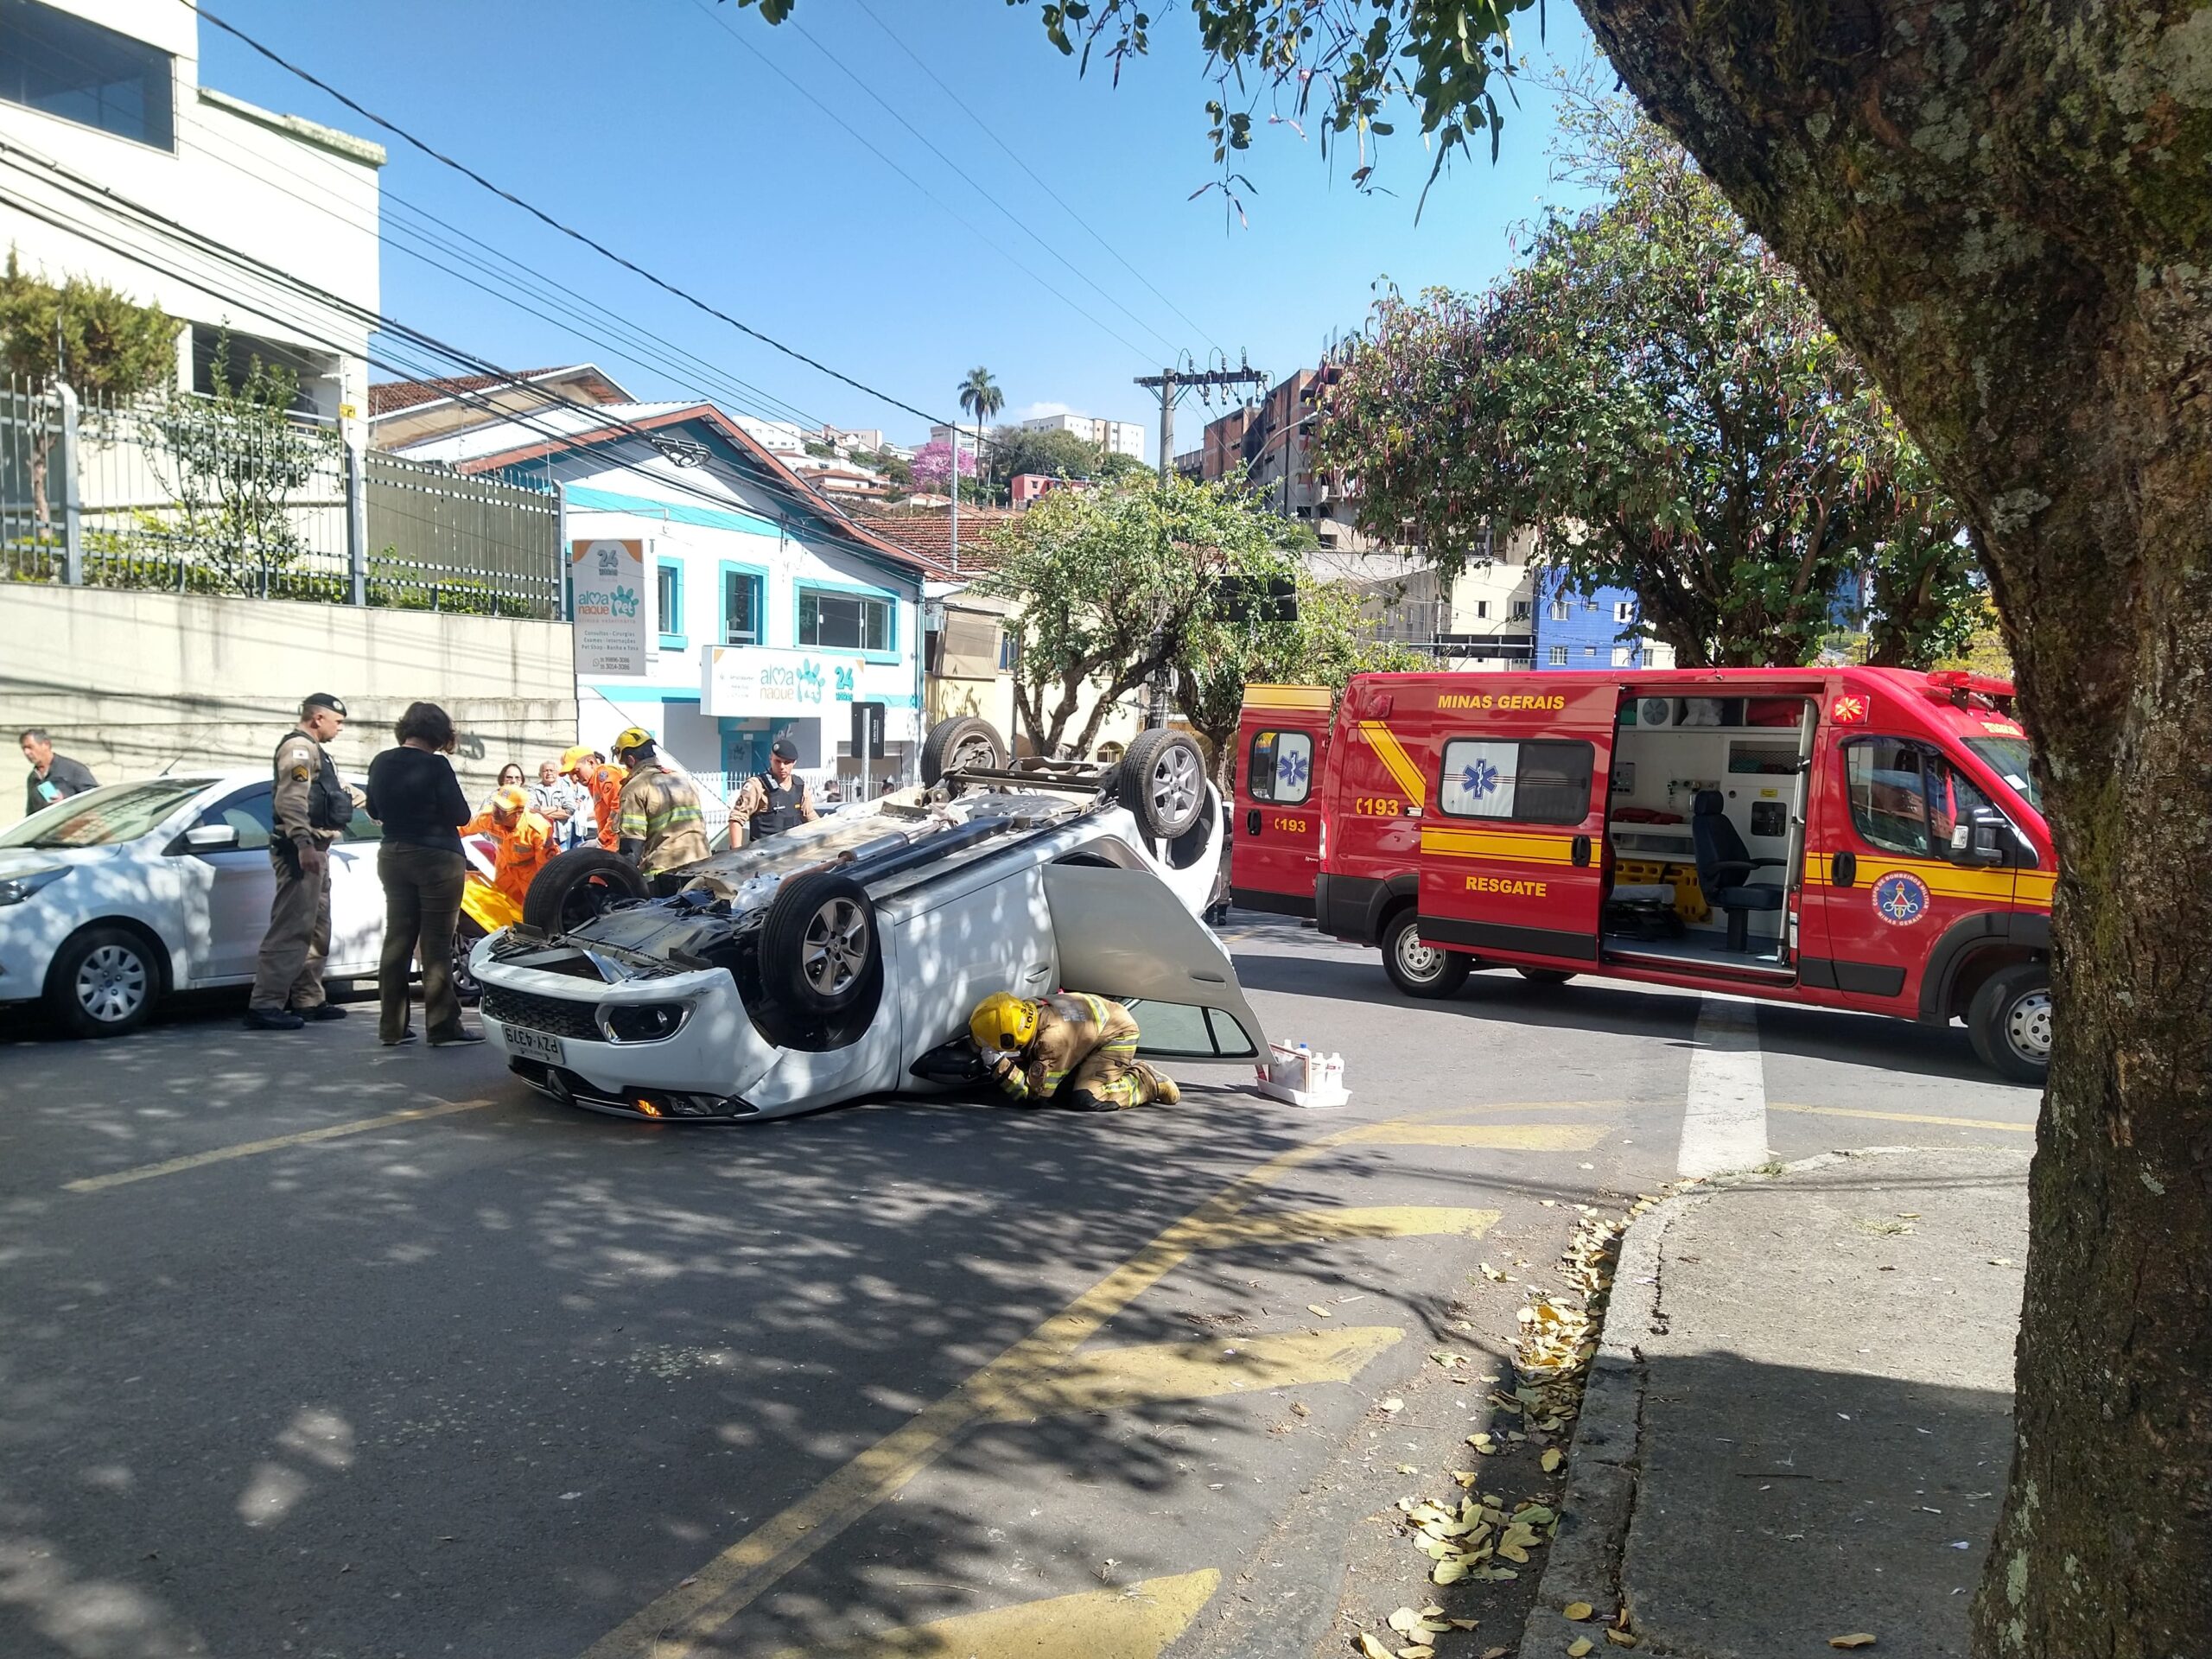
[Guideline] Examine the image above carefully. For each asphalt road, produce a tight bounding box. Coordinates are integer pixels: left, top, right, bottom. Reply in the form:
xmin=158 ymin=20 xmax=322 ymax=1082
xmin=0 ymin=918 xmax=2035 ymax=1659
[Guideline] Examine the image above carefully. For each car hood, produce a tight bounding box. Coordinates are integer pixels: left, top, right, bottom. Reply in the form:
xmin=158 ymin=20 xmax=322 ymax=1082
xmin=0 ymin=843 xmax=132 ymax=876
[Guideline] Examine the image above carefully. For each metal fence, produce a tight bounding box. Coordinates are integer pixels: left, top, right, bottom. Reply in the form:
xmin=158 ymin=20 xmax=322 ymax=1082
xmin=1 ymin=378 xmax=562 ymax=619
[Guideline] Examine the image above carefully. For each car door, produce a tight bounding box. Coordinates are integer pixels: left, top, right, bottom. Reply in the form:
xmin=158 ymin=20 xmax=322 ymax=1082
xmin=1230 ymin=691 xmax=1333 ymax=917
xmin=180 ymin=785 xmax=278 ymax=982
xmin=325 ymin=797 xmax=387 ymax=974
xmin=1042 ymin=861 xmax=1269 ymax=1062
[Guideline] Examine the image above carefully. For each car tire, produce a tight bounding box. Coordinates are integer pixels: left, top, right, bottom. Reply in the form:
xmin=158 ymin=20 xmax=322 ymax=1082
xmin=46 ymin=925 xmax=162 ymax=1039
xmin=1119 ymin=729 xmax=1207 ymax=840
xmin=760 ymin=871 xmax=879 ymax=1017
xmin=920 ymin=716 xmax=1007 ymax=786
xmin=1516 ymin=967 xmax=1576 ymax=984
xmin=451 ymin=916 xmax=486 ymax=1007
xmin=521 ymin=849 xmax=650 ymax=935
xmin=1967 ymin=962 xmax=2051 ymax=1084
xmin=1382 ymin=909 xmax=1470 ymax=1000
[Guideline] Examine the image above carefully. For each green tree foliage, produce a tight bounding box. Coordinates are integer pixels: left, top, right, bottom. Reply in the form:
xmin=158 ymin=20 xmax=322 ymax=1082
xmin=0 ymin=251 xmax=179 ymax=525
xmin=1095 ymin=450 xmax=1154 ymax=483
xmin=983 ymin=423 xmax=1096 ymax=489
xmin=956 ymin=365 xmax=1003 ymax=430
xmin=1312 ymin=92 xmax=1979 ymax=670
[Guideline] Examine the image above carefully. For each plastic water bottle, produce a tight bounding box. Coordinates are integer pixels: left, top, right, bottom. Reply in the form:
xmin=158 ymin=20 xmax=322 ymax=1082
xmin=1324 ymin=1052 xmax=1344 ymax=1093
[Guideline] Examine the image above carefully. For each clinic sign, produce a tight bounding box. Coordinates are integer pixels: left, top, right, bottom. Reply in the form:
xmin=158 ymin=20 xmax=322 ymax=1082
xmin=702 ymin=645 xmax=866 ymax=718
xmin=569 ymin=539 xmax=651 ymax=676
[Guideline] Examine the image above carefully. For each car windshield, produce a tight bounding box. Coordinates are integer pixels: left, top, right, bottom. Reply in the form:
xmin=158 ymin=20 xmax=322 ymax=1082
xmin=1963 ymin=737 xmax=2040 ymax=812
xmin=0 ymin=779 xmax=210 ymax=849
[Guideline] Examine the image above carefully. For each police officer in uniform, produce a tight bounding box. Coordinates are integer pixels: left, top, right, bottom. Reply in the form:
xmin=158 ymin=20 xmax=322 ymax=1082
xmin=245 ymin=692 xmax=357 ymax=1031
xmin=610 ymin=728 xmax=711 ymax=880
xmin=728 ymin=735 xmax=820 ymax=844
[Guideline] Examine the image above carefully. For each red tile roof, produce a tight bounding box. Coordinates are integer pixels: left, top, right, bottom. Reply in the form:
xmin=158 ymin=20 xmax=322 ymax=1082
xmin=847 ymin=505 xmax=1023 ymax=574
xmin=367 ymin=365 xmax=630 ymax=416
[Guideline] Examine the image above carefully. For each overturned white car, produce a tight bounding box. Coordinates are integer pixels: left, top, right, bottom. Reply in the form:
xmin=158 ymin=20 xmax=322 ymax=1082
xmin=470 ymin=728 xmax=1268 ymax=1122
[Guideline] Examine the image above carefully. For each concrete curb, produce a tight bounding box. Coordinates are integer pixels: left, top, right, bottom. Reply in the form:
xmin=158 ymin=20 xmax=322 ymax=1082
xmin=1515 ymin=1153 xmax=1869 ymax=1656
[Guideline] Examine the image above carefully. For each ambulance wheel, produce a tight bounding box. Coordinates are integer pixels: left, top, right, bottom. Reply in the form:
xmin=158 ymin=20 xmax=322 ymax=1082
xmin=1121 ymin=729 xmax=1206 ymax=839
xmin=1382 ymin=910 xmax=1470 ymax=1000
xmin=920 ymin=716 xmax=1007 ymax=786
xmin=762 ymin=871 xmax=879 ymax=1017
xmin=521 ymin=849 xmax=649 ymax=935
xmin=1967 ymin=963 xmax=2051 ymax=1084
xmin=1516 ymin=967 xmax=1576 ymax=984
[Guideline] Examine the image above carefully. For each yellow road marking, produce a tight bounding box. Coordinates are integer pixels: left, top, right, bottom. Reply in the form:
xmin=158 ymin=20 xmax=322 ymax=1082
xmin=991 ymin=1326 xmax=1403 ymax=1418
xmin=1197 ymin=1205 xmax=1501 ymax=1247
xmin=764 ymin=1568 xmax=1219 ymax=1659
xmin=582 ymin=1113 xmax=1451 ymax=1659
xmin=1349 ymin=1122 xmax=1613 ymax=1151
xmin=1770 ymin=1103 xmax=2033 ymax=1134
xmin=63 ymin=1099 xmax=496 ymax=1193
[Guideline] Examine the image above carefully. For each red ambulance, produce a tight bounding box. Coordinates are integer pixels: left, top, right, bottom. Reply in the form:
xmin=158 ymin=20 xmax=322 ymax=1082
xmin=1229 ymin=669 xmax=2053 ymax=1081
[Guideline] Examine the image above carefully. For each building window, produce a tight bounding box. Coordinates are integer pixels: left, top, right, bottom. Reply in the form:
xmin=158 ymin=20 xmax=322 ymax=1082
xmin=1549 ymin=599 xmax=1571 ymax=622
xmin=1611 ymin=645 xmax=1634 ymax=667
xmin=1247 ymin=728 xmax=1314 ymax=804
xmin=1614 ymin=601 xmax=1637 ymax=624
xmin=721 ymin=567 xmax=761 ymax=645
xmin=1585 ymin=598 xmax=1600 ymax=613
xmin=1474 ymin=600 xmax=1490 ymax=620
xmin=998 ymin=628 xmax=1020 ymax=672
xmin=656 ymin=560 xmax=684 ymax=647
xmin=1548 ymin=645 xmax=1568 ymax=665
xmin=799 ymin=586 xmax=892 ymax=653
xmin=1438 ymin=738 xmax=1593 ymax=824
xmin=0 ymin=0 xmax=174 ymax=148
xmin=1511 ymin=600 xmax=1531 ymax=620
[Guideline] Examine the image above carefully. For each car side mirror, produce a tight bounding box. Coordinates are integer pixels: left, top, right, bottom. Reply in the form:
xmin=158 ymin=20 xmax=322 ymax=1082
xmin=1964 ymin=822 xmax=2008 ymax=866
xmin=183 ymin=823 xmax=239 ymax=851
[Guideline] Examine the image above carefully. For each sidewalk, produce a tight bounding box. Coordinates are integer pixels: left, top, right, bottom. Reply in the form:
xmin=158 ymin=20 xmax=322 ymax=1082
xmin=1525 ymin=1147 xmax=2031 ymax=1659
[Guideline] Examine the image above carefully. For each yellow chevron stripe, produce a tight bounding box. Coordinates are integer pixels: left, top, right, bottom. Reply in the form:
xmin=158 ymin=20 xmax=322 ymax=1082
xmin=1243 ymin=683 xmax=1334 ymax=711
xmin=1421 ymin=826 xmax=1578 ymax=864
xmin=1356 ymin=721 xmax=1427 ymax=805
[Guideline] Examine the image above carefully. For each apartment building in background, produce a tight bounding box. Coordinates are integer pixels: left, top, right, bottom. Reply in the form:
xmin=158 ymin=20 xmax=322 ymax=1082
xmin=929 ymin=410 xmax=1146 ymax=461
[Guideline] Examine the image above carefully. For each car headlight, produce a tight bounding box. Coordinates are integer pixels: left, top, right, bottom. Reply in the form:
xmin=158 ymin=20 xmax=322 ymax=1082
xmin=0 ymin=866 xmax=68 ymax=906
xmin=601 ymin=1002 xmax=689 ymax=1043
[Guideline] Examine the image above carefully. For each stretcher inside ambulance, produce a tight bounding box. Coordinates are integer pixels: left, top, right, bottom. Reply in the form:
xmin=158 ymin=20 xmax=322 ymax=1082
xmin=1229 ymin=670 xmax=2052 ymax=1082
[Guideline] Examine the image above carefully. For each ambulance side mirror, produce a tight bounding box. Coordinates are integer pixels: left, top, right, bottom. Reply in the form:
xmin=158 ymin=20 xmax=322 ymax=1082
xmin=1964 ymin=822 xmax=2009 ymax=866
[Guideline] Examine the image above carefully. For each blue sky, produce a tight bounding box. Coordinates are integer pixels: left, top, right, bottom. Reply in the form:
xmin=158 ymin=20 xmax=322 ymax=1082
xmin=200 ymin=0 xmax=1598 ymax=457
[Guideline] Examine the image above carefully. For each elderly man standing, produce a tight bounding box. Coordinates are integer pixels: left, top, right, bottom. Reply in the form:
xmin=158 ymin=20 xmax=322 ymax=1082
xmin=245 ymin=692 xmax=356 ymax=1032
xmin=20 ymin=728 xmax=97 ymax=818
xmin=529 ymin=758 xmax=585 ymax=850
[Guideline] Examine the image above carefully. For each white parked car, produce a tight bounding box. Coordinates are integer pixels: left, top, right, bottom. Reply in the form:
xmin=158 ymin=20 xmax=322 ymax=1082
xmin=0 ymin=773 xmax=387 ymax=1036
xmin=471 ymin=728 xmax=1268 ymax=1123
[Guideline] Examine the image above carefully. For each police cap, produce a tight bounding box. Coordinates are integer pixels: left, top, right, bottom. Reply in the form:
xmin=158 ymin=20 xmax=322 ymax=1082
xmin=771 ymin=736 xmax=798 ymax=761
xmin=302 ymin=692 xmax=347 ymax=717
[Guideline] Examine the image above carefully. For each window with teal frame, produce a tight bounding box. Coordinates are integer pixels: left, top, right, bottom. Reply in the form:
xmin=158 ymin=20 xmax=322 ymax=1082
xmin=656 ymin=559 xmax=685 ymax=649
xmin=721 ymin=565 xmax=763 ymax=645
xmin=798 ymin=586 xmax=893 ymax=655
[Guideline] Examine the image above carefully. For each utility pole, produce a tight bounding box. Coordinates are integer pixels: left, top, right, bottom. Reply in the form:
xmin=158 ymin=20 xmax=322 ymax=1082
xmin=948 ymin=423 xmax=960 ymax=575
xmin=1135 ymin=362 xmax=1268 ymax=482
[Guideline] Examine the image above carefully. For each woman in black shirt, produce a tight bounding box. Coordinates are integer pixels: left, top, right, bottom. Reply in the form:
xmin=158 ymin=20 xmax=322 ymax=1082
xmin=365 ymin=702 xmax=479 ymax=1046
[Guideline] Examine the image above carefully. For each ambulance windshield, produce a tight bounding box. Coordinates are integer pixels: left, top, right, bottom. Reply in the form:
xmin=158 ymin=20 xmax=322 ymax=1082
xmin=1963 ymin=736 xmax=2039 ymax=812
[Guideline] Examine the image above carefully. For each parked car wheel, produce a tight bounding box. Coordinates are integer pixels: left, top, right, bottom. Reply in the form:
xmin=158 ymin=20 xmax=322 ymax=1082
xmin=920 ymin=716 xmax=1007 ymax=786
xmin=1382 ymin=910 xmax=1470 ymax=1000
xmin=1515 ymin=967 xmax=1576 ymax=984
xmin=1119 ymin=729 xmax=1207 ymax=840
xmin=760 ymin=871 xmax=879 ymax=1017
xmin=1967 ymin=962 xmax=2051 ymax=1084
xmin=451 ymin=916 xmax=486 ymax=1007
xmin=45 ymin=925 xmax=162 ymax=1038
xmin=521 ymin=849 xmax=651 ymax=935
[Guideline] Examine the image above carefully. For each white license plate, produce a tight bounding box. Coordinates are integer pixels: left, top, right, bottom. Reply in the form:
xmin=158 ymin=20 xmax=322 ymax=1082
xmin=505 ymin=1026 xmax=565 ymax=1067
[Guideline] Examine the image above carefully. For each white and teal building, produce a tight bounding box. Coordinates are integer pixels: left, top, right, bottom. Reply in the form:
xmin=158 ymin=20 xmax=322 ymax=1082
xmin=390 ymin=397 xmax=937 ymax=804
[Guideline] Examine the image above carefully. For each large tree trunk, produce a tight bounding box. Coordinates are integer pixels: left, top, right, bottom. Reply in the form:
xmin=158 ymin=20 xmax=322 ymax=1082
xmin=1576 ymin=3 xmax=2212 ymax=1652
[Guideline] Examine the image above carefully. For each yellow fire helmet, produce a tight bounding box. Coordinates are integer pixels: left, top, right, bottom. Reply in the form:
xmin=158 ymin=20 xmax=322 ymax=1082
xmin=969 ymin=991 xmax=1039 ymax=1053
xmin=612 ymin=726 xmax=656 ymax=759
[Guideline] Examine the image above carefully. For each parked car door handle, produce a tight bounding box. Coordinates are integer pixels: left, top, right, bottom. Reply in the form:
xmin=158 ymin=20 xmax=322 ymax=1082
xmin=1571 ymin=835 xmax=1592 ymax=868
xmin=1832 ymin=850 xmax=1857 ymax=887
xmin=1244 ymin=809 xmax=1262 ymax=836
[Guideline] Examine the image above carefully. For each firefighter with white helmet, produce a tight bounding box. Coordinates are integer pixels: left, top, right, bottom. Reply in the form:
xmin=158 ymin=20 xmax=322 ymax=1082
xmin=968 ymin=990 xmax=1180 ymax=1112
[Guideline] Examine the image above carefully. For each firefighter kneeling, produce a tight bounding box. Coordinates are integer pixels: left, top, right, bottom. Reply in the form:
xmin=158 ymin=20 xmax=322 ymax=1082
xmin=968 ymin=991 xmax=1180 ymax=1112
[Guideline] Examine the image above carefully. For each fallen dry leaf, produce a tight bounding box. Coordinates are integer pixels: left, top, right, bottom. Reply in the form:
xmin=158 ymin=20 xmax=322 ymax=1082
xmin=1542 ymin=1448 xmax=1565 ymax=1473
xmin=1398 ymin=1648 xmax=1436 ymax=1659
xmin=1356 ymin=1636 xmax=1393 ymax=1659
xmin=1379 ymin=1397 xmax=1405 ymax=1414
xmin=1604 ymin=1630 xmax=1639 ymax=1649
xmin=1484 ymin=1649 xmax=1510 ymax=1659
xmin=1569 ymin=1639 xmax=1595 ymax=1658
xmin=1565 ymin=1601 xmax=1595 ymax=1621
xmin=1397 ymin=1463 xmax=1421 ymax=1475
xmin=1829 ymin=1637 xmax=1878 ymax=1650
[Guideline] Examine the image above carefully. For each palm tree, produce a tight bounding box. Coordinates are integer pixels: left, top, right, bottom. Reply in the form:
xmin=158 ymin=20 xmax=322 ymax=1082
xmin=956 ymin=366 xmax=1003 ymax=502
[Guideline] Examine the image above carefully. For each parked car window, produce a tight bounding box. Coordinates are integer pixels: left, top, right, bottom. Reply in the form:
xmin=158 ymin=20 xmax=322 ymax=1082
xmin=1247 ymin=728 xmax=1312 ymax=804
xmin=0 ymin=779 xmax=208 ymax=849
xmin=1438 ymin=739 xmax=1593 ymax=825
xmin=1843 ymin=739 xmax=1933 ymax=855
xmin=200 ymin=786 xmax=274 ymax=851
xmin=342 ymin=799 xmax=384 ymax=843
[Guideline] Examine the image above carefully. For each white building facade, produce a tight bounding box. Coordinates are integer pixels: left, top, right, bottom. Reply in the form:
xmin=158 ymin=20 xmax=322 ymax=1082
xmin=0 ymin=0 xmax=384 ymax=429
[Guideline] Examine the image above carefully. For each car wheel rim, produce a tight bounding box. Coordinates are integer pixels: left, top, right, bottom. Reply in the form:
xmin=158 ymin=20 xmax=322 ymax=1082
xmin=1151 ymin=746 xmax=1199 ymax=823
xmin=800 ymin=898 xmax=869 ymax=997
xmin=1395 ymin=929 xmax=1443 ymax=983
xmin=953 ymin=735 xmax=996 ymax=772
xmin=2005 ymin=988 xmax=2053 ymax=1063
xmin=76 ymin=944 xmax=149 ymax=1023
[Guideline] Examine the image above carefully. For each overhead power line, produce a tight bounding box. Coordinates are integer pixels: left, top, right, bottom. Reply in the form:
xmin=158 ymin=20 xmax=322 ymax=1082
xmin=184 ymin=1 xmax=1020 ymax=445
xmin=848 ymin=0 xmax=1226 ymax=356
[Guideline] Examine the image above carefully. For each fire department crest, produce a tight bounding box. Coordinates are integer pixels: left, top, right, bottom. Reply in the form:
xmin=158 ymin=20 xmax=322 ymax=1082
xmin=1872 ymin=871 xmax=1930 ymax=926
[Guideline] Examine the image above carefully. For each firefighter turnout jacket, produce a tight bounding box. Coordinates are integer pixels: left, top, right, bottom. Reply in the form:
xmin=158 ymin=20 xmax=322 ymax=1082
xmin=616 ymin=759 xmax=711 ymax=875
xmin=987 ymin=993 xmax=1177 ymax=1112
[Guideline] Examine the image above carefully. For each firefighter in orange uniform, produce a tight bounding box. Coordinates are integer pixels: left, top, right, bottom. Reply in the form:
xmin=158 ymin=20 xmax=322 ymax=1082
xmin=462 ymin=786 xmax=558 ymax=910
xmin=562 ymin=745 xmax=627 ymax=853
